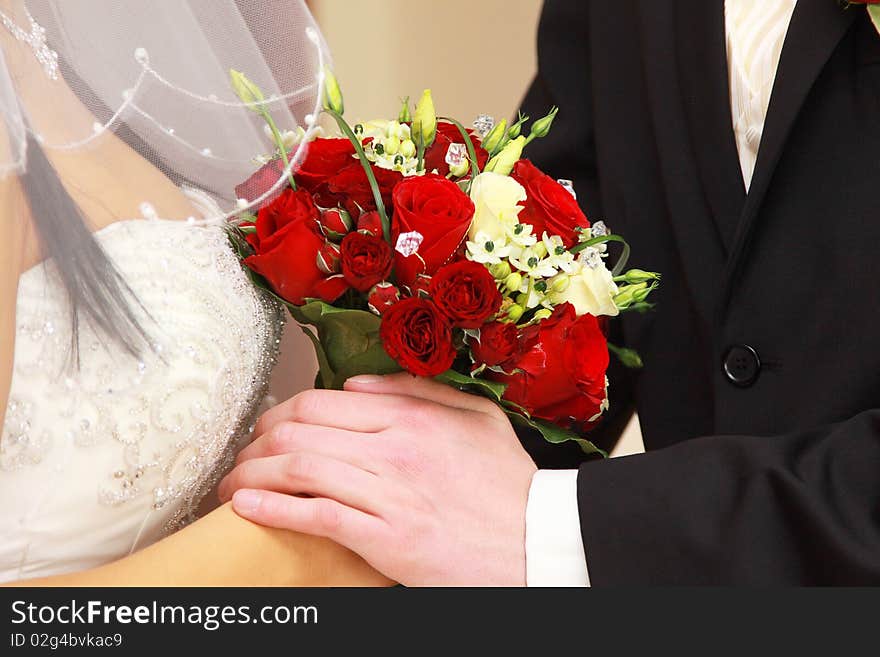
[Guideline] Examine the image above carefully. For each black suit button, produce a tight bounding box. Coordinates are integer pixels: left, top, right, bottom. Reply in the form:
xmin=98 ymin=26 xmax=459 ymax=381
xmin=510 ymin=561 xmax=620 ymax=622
xmin=723 ymin=344 xmax=761 ymax=387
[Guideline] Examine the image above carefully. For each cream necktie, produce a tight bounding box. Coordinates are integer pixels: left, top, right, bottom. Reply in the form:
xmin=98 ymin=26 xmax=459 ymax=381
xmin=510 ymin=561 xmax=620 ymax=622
xmin=724 ymin=0 xmax=798 ymax=191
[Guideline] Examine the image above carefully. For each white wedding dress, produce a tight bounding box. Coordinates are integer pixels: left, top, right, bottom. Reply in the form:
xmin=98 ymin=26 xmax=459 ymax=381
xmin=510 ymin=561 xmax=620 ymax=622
xmin=0 ymin=212 xmax=284 ymax=582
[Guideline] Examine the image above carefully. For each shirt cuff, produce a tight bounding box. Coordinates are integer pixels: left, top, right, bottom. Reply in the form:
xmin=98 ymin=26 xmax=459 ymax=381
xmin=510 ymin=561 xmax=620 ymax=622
xmin=524 ymin=469 xmax=590 ymax=587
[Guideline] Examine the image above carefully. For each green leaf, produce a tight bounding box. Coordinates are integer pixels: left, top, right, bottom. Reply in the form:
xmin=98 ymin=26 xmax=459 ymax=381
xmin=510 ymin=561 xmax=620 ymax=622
xmin=608 ymin=343 xmax=643 ymax=369
xmin=290 ymin=300 xmax=401 ymax=389
xmin=504 ymin=410 xmax=607 ymax=458
xmin=434 ymin=369 xmax=508 ymax=402
xmin=299 ymin=325 xmax=335 ymax=389
xmin=621 ymin=301 xmax=655 ymax=314
xmin=870 ymin=6 xmax=880 ymax=35
xmin=433 ymin=369 xmax=606 ymax=457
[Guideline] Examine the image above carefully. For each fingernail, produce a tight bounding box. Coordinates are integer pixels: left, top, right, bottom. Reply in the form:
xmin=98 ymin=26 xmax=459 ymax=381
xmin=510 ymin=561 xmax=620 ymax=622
xmin=346 ymin=374 xmax=385 ymax=385
xmin=232 ymin=489 xmax=262 ymax=515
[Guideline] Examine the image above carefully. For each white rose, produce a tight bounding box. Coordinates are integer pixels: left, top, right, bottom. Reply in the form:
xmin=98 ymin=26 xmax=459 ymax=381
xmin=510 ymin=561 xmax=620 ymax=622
xmin=556 ymin=261 xmax=620 ymax=317
xmin=468 ymin=172 xmax=526 ymax=242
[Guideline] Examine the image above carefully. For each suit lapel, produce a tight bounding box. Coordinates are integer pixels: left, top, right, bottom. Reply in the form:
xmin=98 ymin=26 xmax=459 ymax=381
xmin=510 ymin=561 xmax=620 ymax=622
xmin=675 ymin=0 xmax=746 ymax=252
xmin=636 ymin=0 xmax=732 ymax=325
xmin=719 ymin=0 xmax=857 ymax=309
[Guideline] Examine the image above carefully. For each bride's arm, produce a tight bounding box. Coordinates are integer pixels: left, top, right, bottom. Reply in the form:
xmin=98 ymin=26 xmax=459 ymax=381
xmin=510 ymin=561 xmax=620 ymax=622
xmin=9 ymin=503 xmax=393 ymax=587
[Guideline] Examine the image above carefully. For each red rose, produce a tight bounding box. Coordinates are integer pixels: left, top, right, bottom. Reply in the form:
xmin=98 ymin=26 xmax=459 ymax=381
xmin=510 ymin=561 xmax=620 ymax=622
xmin=250 ymin=185 xmax=317 ymax=242
xmin=243 ymin=188 xmax=349 ymax=305
xmin=489 ymin=303 xmax=609 ymax=430
xmin=295 ymin=138 xmax=356 ymax=192
xmin=471 ymin=321 xmax=520 ymax=368
xmin=424 ymin=122 xmax=489 ymax=177
xmin=391 ymin=174 xmax=475 ymax=288
xmin=339 ymin=231 xmax=394 ymax=292
xmin=429 ymin=261 xmax=502 ymax=329
xmin=380 ymin=297 xmax=456 ymax=377
xmin=367 ymin=282 xmax=400 ymax=315
xmin=511 ymin=159 xmax=590 ymax=248
xmin=234 ymin=138 xmax=357 ymax=209
xmin=327 ymin=162 xmax=403 ymax=217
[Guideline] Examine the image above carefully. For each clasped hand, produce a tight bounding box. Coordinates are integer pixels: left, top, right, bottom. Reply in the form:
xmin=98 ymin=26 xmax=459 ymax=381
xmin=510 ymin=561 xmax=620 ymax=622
xmin=218 ymin=373 xmax=536 ymax=586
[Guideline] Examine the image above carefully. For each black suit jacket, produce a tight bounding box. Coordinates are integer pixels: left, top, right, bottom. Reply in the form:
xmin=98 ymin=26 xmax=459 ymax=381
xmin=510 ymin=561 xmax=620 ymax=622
xmin=517 ymin=0 xmax=880 ymax=584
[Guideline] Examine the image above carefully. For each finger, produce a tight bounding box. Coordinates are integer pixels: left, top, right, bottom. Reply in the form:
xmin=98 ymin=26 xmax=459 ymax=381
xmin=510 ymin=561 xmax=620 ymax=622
xmin=344 ymin=372 xmax=498 ymax=414
xmin=252 ymin=388 xmax=415 ymax=436
xmin=232 ymin=489 xmax=386 ymax=553
xmin=235 ymin=422 xmax=374 ymax=467
xmin=218 ymin=452 xmax=392 ymax=515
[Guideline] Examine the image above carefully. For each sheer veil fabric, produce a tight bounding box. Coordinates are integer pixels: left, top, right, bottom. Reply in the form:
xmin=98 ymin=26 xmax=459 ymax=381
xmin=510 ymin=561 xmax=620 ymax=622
xmin=1 ymin=0 xmax=330 ymax=218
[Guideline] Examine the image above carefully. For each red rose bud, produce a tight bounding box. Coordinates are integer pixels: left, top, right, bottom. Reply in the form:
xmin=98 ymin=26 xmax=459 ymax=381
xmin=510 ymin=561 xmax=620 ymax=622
xmin=318 ymin=207 xmax=352 ymax=241
xmin=357 ymin=210 xmax=384 ymax=237
xmin=340 ymin=231 xmax=394 ymax=292
xmin=511 ymin=159 xmax=590 ymax=248
xmin=408 ymin=274 xmax=433 ymax=298
xmin=391 ymin=174 xmax=475 ymax=287
xmin=429 ymin=261 xmax=502 ymax=329
xmin=471 ymin=321 xmax=520 ymax=368
xmin=487 ymin=303 xmax=609 ymax=431
xmin=367 ymin=282 xmax=400 ymax=315
xmin=380 ymin=297 xmax=456 ymax=377
xmin=316 ymin=241 xmax=342 ymax=275
xmin=243 ymin=188 xmax=350 ymax=305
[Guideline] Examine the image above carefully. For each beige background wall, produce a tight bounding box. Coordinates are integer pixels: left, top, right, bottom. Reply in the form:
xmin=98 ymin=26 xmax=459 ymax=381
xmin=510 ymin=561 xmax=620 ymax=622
xmin=267 ymin=0 xmax=644 ymax=457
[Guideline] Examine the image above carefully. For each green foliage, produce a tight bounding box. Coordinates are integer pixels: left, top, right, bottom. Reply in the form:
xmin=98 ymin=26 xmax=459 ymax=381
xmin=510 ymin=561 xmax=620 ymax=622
xmin=434 ymin=369 xmax=507 ymax=402
xmin=505 ymin=409 xmax=606 ymax=457
xmin=290 ymin=300 xmax=402 ymax=389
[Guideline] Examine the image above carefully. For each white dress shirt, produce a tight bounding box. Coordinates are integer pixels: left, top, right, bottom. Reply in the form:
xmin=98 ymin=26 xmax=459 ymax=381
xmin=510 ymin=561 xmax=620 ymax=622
xmin=523 ymin=0 xmax=798 ymax=586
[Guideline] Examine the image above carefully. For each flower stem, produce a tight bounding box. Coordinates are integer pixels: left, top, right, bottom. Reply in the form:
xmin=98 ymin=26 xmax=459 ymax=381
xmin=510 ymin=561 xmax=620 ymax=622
xmin=324 ymin=108 xmax=392 ymax=244
xmin=416 ymin=138 xmax=426 ymax=172
xmin=260 ymin=110 xmax=297 ymax=191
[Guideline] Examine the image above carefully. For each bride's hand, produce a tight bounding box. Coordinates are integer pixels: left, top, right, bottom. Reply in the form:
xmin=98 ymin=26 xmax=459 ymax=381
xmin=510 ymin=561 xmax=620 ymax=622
xmin=7 ymin=503 xmax=395 ymax=587
xmin=113 ymin=502 xmax=397 ymax=587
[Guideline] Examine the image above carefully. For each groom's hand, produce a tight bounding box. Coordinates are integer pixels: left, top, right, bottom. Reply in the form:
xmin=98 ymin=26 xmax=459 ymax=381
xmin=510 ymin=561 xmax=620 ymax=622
xmin=218 ymin=373 xmax=536 ymax=586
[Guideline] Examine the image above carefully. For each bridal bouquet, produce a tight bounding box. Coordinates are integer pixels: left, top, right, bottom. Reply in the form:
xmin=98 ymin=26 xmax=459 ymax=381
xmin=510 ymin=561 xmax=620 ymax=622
xmin=227 ymin=70 xmax=658 ymax=454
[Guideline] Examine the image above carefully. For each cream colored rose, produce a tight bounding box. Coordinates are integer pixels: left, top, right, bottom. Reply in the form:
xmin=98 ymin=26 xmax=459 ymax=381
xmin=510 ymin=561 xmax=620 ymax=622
xmin=468 ymin=172 xmax=527 ymax=242
xmin=556 ymin=261 xmax=620 ymax=317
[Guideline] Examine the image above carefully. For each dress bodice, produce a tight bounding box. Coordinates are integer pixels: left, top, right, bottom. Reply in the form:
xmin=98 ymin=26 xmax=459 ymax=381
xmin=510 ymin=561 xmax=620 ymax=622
xmin=0 ymin=218 xmax=284 ymax=582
